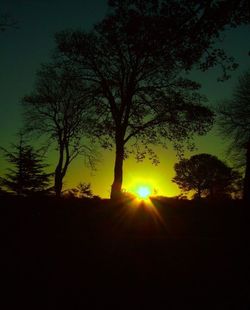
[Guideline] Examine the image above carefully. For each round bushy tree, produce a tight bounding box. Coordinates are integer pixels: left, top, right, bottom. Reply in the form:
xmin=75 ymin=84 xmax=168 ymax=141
xmin=172 ymin=153 xmax=241 ymax=199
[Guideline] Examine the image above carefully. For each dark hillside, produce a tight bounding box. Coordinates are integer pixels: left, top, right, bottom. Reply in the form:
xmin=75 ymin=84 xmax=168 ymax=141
xmin=1 ymin=196 xmax=249 ymax=309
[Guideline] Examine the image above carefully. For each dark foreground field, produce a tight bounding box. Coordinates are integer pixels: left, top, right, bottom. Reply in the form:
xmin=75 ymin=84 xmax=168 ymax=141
xmin=1 ymin=196 xmax=250 ymax=309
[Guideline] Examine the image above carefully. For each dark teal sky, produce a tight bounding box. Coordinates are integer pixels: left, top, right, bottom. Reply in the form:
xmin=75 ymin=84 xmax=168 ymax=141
xmin=0 ymin=1 xmax=250 ymax=197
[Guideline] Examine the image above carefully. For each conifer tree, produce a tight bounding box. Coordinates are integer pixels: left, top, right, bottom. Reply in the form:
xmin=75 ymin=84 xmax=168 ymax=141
xmin=0 ymin=135 xmax=52 ymax=195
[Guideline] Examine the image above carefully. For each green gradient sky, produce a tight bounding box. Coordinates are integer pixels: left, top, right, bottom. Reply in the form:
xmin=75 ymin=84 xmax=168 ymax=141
xmin=1 ymin=0 xmax=250 ymax=197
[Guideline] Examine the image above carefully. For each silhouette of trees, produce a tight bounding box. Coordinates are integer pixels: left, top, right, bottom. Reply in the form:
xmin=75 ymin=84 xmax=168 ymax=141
xmin=22 ymin=63 xmax=96 ymax=197
xmin=173 ymin=154 xmax=241 ymax=199
xmin=0 ymin=134 xmax=51 ymax=195
xmin=55 ymin=0 xmax=250 ymax=199
xmin=217 ymin=70 xmax=250 ymax=203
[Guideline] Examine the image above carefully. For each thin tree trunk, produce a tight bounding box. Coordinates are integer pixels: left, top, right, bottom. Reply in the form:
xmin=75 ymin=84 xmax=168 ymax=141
xmin=110 ymin=141 xmax=124 ymax=200
xmin=54 ymin=144 xmax=64 ymax=197
xmin=54 ymin=142 xmax=70 ymax=198
xmin=243 ymin=142 xmax=250 ymax=203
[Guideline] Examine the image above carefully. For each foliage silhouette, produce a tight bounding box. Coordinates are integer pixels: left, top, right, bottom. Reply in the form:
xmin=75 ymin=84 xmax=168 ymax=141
xmin=173 ymin=153 xmax=242 ymax=199
xmin=56 ymin=0 xmax=250 ymax=199
xmin=68 ymin=182 xmax=93 ymax=198
xmin=22 ymin=62 xmax=97 ymax=197
xmin=217 ymin=69 xmax=250 ymax=203
xmin=0 ymin=134 xmax=52 ymax=195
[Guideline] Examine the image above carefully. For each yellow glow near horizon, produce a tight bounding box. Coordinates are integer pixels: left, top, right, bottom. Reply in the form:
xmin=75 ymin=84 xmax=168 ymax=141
xmin=66 ymin=150 xmax=181 ymax=198
xmin=128 ymin=178 xmax=155 ymax=201
xmin=136 ymin=186 xmax=151 ymax=199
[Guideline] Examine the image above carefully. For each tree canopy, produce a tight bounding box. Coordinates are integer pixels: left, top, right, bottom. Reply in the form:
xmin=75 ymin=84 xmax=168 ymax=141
xmin=173 ymin=153 xmax=241 ymax=199
xmin=17 ymin=0 xmax=248 ymax=199
xmin=55 ymin=0 xmax=250 ymax=199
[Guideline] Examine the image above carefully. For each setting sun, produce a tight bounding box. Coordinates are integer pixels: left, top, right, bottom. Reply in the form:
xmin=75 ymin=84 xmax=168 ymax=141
xmin=127 ymin=178 xmax=156 ymax=201
xmin=136 ymin=186 xmax=152 ymax=199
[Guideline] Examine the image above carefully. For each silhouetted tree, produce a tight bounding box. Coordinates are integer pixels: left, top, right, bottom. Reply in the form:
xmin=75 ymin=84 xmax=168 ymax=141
xmin=217 ymin=69 xmax=250 ymax=203
xmin=22 ymin=63 xmax=96 ymax=197
xmin=0 ymin=135 xmax=51 ymax=195
xmin=173 ymin=154 xmax=241 ymax=199
xmin=56 ymin=0 xmax=249 ymax=199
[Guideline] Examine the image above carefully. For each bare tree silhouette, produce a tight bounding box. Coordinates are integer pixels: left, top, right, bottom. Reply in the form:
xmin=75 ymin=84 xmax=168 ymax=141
xmin=217 ymin=70 xmax=250 ymax=203
xmin=56 ymin=0 xmax=249 ymax=199
xmin=22 ymin=62 xmax=96 ymax=197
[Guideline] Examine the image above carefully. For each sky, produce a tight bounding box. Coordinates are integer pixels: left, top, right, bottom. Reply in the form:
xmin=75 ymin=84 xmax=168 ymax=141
xmin=0 ymin=0 xmax=250 ymax=198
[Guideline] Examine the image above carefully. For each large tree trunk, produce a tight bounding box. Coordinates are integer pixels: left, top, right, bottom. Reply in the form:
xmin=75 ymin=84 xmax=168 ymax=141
xmin=243 ymin=142 xmax=250 ymax=203
xmin=110 ymin=141 xmax=124 ymax=200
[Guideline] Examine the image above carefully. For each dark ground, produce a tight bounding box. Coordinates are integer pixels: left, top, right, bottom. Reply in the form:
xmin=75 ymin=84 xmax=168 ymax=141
xmin=1 ymin=196 xmax=250 ymax=309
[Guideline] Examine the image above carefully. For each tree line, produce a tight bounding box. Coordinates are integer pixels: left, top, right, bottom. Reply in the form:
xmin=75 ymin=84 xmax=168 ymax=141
xmin=0 ymin=0 xmax=249 ymax=201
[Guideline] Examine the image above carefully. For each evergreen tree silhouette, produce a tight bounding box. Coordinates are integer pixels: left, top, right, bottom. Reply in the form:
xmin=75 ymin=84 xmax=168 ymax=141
xmin=0 ymin=134 xmax=52 ymax=195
